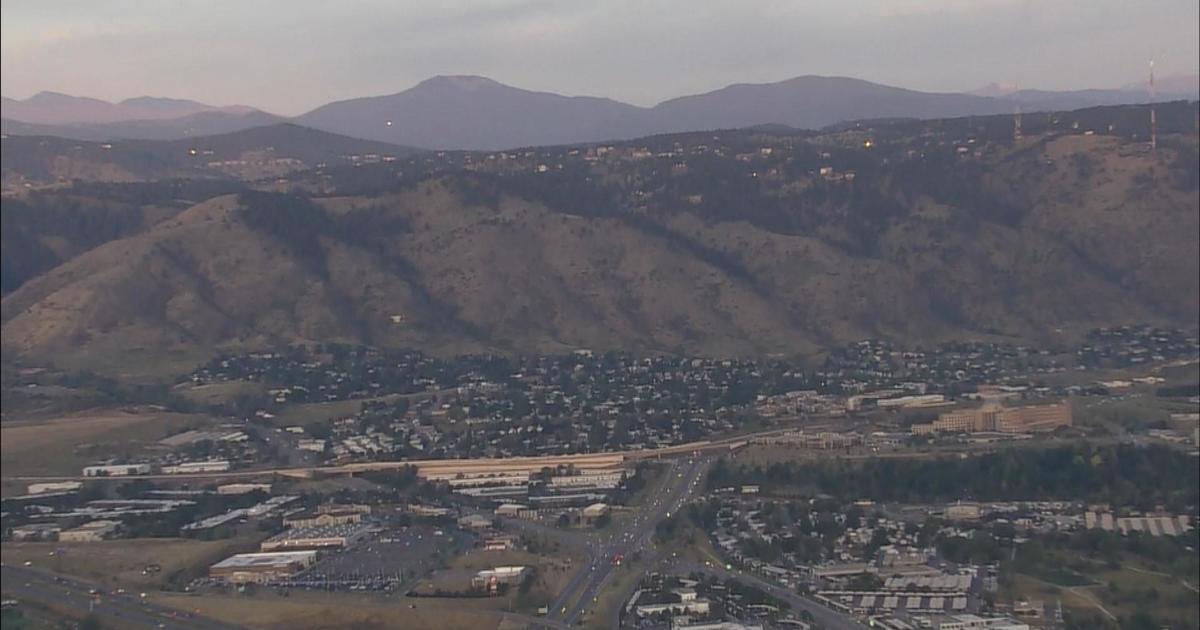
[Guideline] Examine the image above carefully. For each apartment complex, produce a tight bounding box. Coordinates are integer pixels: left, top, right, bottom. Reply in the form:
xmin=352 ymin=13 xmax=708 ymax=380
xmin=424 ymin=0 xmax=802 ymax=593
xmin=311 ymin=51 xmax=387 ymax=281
xmin=911 ymin=402 xmax=1071 ymax=435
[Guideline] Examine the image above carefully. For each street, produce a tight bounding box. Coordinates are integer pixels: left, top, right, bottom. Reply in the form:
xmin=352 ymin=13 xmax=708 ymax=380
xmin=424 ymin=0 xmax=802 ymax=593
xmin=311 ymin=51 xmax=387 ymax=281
xmin=545 ymin=456 xmax=711 ymax=627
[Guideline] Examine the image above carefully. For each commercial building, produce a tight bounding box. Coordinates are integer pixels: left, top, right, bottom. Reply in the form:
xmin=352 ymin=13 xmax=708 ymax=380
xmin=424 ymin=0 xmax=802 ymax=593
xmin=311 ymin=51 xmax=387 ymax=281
xmin=912 ymin=402 xmax=1071 ymax=435
xmin=458 ymin=514 xmax=494 ymax=530
xmin=82 ymin=464 xmax=151 ymax=477
xmin=59 ymin=519 xmax=121 ymax=542
xmin=482 ymin=535 xmax=518 ymax=551
xmin=931 ymin=614 xmax=1030 ymax=630
xmin=217 ymin=483 xmax=273 ymax=495
xmin=494 ymin=503 xmax=527 ymax=517
xmin=209 ymin=550 xmax=319 ymax=583
xmin=582 ymin=503 xmax=611 ymax=520
xmin=27 ymin=481 xmax=82 ymax=495
xmin=944 ymin=502 xmax=983 ymax=521
xmin=877 ymin=394 xmax=947 ymax=409
xmin=1084 ymin=511 xmax=1192 ymax=537
xmin=284 ymin=507 xmax=364 ymax=529
xmin=407 ymin=504 xmax=452 ymax=518
xmin=161 ymin=460 xmax=231 ymax=474
xmin=10 ymin=523 xmax=62 ymax=541
xmin=260 ymin=523 xmax=370 ymax=551
xmin=472 ymin=566 xmax=531 ymax=590
xmin=634 ymin=598 xmax=712 ymax=618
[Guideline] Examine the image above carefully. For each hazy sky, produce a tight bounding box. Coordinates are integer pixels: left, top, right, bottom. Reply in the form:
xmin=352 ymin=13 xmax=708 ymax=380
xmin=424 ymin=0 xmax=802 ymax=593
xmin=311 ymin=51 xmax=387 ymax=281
xmin=3 ymin=0 xmax=1198 ymax=115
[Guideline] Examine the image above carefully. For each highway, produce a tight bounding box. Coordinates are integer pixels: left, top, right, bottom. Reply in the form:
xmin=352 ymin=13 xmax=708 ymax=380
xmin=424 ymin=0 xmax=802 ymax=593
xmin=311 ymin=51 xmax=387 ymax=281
xmin=0 ymin=564 xmax=245 ymax=630
xmin=545 ymin=456 xmax=711 ymax=627
xmin=665 ymin=560 xmax=868 ymax=630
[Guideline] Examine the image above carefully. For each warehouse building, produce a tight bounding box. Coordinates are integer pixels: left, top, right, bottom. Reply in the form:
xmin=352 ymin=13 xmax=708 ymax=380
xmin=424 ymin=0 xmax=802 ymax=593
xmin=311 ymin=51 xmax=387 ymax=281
xmin=209 ymin=551 xmax=319 ymax=583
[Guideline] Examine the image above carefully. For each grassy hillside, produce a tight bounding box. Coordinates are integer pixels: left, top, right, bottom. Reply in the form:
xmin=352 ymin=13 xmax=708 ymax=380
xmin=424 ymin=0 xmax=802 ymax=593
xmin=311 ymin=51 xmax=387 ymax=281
xmin=1 ymin=104 xmax=1196 ymax=375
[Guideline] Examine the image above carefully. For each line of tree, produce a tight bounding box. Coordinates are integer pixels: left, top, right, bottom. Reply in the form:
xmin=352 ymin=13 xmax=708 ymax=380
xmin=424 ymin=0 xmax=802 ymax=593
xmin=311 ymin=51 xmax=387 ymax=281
xmin=706 ymin=443 xmax=1199 ymax=510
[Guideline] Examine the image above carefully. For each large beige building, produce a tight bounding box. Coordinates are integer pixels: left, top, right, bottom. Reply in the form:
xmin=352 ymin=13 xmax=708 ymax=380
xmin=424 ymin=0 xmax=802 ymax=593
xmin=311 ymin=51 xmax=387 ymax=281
xmin=912 ymin=402 xmax=1071 ymax=435
xmin=209 ymin=551 xmax=318 ymax=583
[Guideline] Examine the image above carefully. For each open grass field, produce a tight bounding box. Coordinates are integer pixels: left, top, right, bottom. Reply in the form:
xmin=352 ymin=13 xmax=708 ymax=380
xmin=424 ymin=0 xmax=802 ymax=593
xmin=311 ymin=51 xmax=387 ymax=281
xmin=172 ymin=380 xmax=267 ymax=407
xmin=152 ymin=591 xmax=505 ymax=630
xmin=1009 ymin=560 xmax=1199 ymax=628
xmin=0 ymin=537 xmax=260 ymax=590
xmin=1089 ymin=565 xmax=1200 ymax=628
xmin=0 ymin=410 xmax=213 ymax=477
xmin=266 ymin=387 xmax=456 ymax=428
xmin=270 ymin=398 xmax=367 ymax=427
xmin=411 ymin=547 xmax=577 ymax=615
xmin=1 ymin=535 xmax=259 ymax=590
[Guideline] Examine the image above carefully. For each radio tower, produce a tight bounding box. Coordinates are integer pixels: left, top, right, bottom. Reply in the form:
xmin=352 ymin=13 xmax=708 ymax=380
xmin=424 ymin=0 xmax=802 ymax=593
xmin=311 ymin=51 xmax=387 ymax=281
xmin=1149 ymin=60 xmax=1157 ymax=151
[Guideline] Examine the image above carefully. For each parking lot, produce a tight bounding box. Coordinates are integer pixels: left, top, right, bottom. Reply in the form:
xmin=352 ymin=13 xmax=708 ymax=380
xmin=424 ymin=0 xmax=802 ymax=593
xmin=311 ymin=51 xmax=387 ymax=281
xmin=277 ymin=526 xmax=474 ymax=592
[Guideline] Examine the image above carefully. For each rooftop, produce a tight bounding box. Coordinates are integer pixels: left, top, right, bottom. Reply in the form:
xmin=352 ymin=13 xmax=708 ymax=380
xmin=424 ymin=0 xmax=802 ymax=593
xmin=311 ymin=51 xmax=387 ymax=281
xmin=211 ymin=551 xmax=318 ymax=569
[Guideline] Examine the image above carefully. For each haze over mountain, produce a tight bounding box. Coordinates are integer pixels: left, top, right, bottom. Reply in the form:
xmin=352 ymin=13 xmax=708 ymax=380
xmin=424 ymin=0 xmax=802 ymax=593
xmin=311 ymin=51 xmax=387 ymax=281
xmin=1 ymin=92 xmax=259 ymax=125
xmin=1 ymin=123 xmax=420 ymax=186
xmin=296 ymin=74 xmax=1198 ymax=150
xmin=6 ymin=74 xmax=1197 ymax=150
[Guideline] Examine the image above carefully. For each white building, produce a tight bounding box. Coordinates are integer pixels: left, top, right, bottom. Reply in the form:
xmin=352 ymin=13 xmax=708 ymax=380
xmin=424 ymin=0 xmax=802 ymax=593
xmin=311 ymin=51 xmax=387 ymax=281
xmin=27 ymin=481 xmax=83 ymax=494
xmin=162 ymin=460 xmax=231 ymax=474
xmin=82 ymin=464 xmax=151 ymax=477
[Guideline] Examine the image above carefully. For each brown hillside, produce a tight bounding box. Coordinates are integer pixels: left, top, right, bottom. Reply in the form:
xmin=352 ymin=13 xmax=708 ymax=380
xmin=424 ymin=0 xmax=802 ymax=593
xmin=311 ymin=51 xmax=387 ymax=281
xmin=1 ymin=125 xmax=1196 ymax=376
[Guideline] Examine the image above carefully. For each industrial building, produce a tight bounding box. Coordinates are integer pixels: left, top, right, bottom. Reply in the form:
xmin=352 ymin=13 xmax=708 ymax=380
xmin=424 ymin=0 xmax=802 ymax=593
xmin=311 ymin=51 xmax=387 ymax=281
xmin=209 ymin=550 xmax=319 ymax=583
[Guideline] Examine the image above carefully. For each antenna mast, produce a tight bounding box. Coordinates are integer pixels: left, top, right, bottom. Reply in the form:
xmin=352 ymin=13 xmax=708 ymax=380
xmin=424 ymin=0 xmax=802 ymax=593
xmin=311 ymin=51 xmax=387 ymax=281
xmin=1149 ymin=60 xmax=1157 ymax=151
xmin=1013 ymin=82 xmax=1023 ymax=141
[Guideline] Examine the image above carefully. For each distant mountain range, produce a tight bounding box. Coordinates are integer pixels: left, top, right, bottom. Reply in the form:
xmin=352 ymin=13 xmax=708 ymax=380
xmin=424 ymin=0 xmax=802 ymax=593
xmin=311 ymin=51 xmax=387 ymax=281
xmin=1 ymin=92 xmax=258 ymax=125
xmin=4 ymin=74 xmax=1197 ymax=149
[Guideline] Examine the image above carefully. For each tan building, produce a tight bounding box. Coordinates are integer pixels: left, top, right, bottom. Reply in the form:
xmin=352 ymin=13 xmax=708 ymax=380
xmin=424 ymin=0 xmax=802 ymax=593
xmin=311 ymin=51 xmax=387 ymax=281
xmin=482 ymin=535 xmax=518 ymax=551
xmin=209 ymin=551 xmax=318 ymax=583
xmin=284 ymin=507 xmax=363 ymax=529
xmin=59 ymin=520 xmax=121 ymax=542
xmin=996 ymin=403 xmax=1073 ymax=433
xmin=913 ymin=402 xmax=1071 ymax=435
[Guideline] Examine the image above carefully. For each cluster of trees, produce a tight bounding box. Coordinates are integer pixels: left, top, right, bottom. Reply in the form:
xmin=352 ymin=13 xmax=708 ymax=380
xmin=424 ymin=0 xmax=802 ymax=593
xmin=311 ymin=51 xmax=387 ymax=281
xmin=706 ymin=444 xmax=1199 ymax=509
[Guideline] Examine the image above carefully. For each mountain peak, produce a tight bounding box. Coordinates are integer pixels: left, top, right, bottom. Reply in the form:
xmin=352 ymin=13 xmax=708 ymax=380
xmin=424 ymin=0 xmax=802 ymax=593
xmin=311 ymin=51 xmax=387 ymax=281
xmin=415 ymin=75 xmax=505 ymax=91
xmin=28 ymin=90 xmax=97 ymax=102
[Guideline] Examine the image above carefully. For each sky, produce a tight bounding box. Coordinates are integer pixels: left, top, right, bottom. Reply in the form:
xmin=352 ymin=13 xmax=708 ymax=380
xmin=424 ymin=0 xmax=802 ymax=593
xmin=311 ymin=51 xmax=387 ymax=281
xmin=2 ymin=0 xmax=1198 ymax=116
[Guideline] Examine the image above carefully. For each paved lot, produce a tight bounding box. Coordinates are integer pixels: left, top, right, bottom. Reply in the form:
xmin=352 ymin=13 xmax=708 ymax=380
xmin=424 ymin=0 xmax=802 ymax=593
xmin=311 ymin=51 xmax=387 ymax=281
xmin=280 ymin=526 xmax=471 ymax=591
